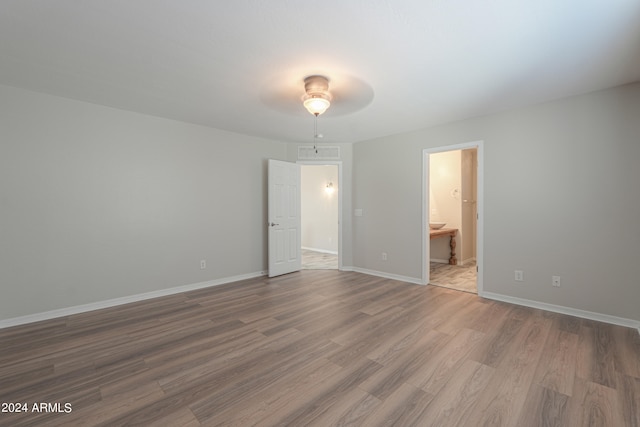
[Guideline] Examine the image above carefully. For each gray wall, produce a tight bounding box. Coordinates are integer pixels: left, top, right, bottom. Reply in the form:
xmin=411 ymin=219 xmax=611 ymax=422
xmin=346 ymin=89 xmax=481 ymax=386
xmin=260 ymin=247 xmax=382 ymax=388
xmin=0 ymin=84 xmax=287 ymax=320
xmin=3 ymin=82 xmax=639 ymax=324
xmin=353 ymin=83 xmax=640 ymax=322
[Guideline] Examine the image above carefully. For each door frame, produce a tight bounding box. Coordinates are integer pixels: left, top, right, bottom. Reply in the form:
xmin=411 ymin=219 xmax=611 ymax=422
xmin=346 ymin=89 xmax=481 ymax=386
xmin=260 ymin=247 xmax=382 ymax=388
xmin=298 ymin=161 xmax=343 ymax=270
xmin=422 ymin=141 xmax=484 ymax=295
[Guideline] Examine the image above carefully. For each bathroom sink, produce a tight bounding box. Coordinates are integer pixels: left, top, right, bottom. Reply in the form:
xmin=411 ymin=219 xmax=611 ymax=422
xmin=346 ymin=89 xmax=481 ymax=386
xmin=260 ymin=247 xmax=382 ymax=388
xmin=429 ymin=222 xmax=446 ymax=229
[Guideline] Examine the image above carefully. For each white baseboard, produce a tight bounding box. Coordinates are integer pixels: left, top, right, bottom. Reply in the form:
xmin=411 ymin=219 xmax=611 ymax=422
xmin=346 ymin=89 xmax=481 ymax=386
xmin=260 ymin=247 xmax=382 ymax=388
xmin=481 ymin=291 xmax=640 ymax=331
xmin=349 ymin=267 xmax=422 ymax=285
xmin=345 ymin=266 xmax=639 ymax=333
xmin=302 ymin=246 xmax=338 ymax=255
xmin=429 ymin=258 xmax=450 ymax=264
xmin=5 ymin=270 xmax=637 ymax=336
xmin=0 ymin=271 xmax=267 ymax=330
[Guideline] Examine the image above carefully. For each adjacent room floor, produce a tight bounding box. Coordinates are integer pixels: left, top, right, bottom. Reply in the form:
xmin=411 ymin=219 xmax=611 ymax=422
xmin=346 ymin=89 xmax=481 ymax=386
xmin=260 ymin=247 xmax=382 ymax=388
xmin=302 ymin=249 xmax=478 ymax=295
xmin=302 ymin=249 xmax=338 ymax=270
xmin=430 ymin=261 xmax=477 ymax=294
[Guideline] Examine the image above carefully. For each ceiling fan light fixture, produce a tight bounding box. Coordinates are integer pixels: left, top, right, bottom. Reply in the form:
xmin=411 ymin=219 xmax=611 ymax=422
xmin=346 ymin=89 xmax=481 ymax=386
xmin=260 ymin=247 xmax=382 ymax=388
xmin=302 ymin=75 xmax=332 ymax=116
xmin=303 ymin=94 xmax=331 ymax=116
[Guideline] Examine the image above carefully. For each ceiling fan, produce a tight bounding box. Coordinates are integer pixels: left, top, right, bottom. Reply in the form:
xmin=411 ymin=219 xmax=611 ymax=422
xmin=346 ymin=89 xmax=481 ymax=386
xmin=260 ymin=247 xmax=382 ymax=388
xmin=301 ymin=75 xmax=332 ymax=116
xmin=260 ymin=72 xmax=374 ymax=118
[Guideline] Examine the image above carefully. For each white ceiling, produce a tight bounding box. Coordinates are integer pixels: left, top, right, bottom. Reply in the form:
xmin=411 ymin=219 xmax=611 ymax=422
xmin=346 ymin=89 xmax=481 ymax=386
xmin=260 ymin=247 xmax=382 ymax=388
xmin=1 ymin=1 xmax=639 ymax=144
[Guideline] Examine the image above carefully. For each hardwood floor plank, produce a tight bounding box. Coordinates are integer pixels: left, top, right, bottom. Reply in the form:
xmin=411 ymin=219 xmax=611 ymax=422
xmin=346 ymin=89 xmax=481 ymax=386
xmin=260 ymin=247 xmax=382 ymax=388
xmin=533 ymin=327 xmax=579 ymax=396
xmin=48 ymin=382 xmax=165 ymax=427
xmin=306 ymin=387 xmax=380 ymax=427
xmin=464 ymin=298 xmax=513 ymax=334
xmin=145 ymin=408 xmax=201 ymax=427
xmin=466 ymin=312 xmax=553 ymax=426
xmin=359 ymin=382 xmax=435 ymax=427
xmin=156 ymin=328 xmax=303 ymax=394
xmin=0 ymin=361 xmax=98 ymax=402
xmin=364 ymin=321 xmax=446 ymax=366
xmin=613 ymin=325 xmax=640 ymax=379
xmin=554 ymin=312 xmax=582 ymax=334
xmin=188 ymin=336 xmax=340 ymax=423
xmin=329 ymin=305 xmax=405 ymax=347
xmin=0 ymin=362 xmax=54 ymax=393
xmin=412 ymin=359 xmax=495 ymax=426
xmin=516 ymin=384 xmax=570 ymax=427
xmin=1 ymin=270 xmax=638 ymax=427
xmin=252 ymin=357 xmax=383 ymax=427
xmin=359 ymin=285 xmax=422 ymax=316
xmin=406 ymin=327 xmax=485 ymax=394
xmin=576 ymin=322 xmax=618 ymax=389
xmin=203 ymin=357 xmax=343 ymax=426
xmin=618 ymin=373 xmax=640 ymax=427
xmin=359 ymin=329 xmax=449 ymax=400
xmin=566 ymin=378 xmax=625 ymax=427
xmin=469 ymin=313 xmax=524 ymax=368
xmin=430 ymin=295 xmax=482 ymax=334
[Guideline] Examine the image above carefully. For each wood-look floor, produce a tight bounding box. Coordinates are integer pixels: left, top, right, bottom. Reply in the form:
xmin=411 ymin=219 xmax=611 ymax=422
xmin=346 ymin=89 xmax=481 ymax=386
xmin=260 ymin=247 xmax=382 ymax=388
xmin=1 ymin=270 xmax=638 ymax=426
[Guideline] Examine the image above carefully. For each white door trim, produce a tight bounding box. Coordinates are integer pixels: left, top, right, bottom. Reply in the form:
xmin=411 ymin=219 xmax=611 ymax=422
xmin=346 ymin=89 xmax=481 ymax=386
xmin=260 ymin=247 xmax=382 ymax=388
xmin=422 ymin=141 xmax=484 ymax=295
xmin=298 ymin=161 xmax=343 ymax=270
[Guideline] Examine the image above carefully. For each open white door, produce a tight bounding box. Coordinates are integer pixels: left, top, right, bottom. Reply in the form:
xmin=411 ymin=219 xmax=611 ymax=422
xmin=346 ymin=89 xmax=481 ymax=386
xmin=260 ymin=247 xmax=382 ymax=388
xmin=268 ymin=159 xmax=301 ymax=277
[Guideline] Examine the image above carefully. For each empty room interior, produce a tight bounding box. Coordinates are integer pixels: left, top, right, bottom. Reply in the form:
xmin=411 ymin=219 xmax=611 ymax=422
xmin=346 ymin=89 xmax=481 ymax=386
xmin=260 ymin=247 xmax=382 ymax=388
xmin=1 ymin=2 xmax=639 ymax=426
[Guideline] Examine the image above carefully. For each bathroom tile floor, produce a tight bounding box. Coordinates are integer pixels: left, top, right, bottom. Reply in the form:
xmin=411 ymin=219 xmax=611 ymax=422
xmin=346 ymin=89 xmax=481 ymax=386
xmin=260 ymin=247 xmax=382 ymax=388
xmin=301 ymin=250 xmax=477 ymax=294
xmin=430 ymin=261 xmax=477 ymax=293
xmin=302 ymin=249 xmax=338 ymax=270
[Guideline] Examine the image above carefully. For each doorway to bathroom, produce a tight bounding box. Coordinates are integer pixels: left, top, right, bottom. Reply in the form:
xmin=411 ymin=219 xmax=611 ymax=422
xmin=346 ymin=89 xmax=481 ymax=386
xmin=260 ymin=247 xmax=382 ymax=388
xmin=300 ymin=163 xmax=341 ymax=270
xmin=423 ymin=142 xmax=483 ymax=294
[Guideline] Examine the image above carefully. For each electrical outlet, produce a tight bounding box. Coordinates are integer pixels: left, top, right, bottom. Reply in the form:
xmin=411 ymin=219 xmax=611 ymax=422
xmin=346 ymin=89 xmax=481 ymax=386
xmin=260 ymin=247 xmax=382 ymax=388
xmin=200 ymin=260 xmax=206 ymax=269
xmin=382 ymin=252 xmax=388 ymax=261
xmin=552 ymin=276 xmax=561 ymax=287
xmin=515 ymin=270 xmax=524 ymax=282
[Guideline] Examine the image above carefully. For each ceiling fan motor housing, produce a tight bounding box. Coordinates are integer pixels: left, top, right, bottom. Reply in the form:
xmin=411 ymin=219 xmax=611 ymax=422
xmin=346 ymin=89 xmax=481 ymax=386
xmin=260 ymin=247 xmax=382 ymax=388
xmin=304 ymin=75 xmax=330 ymax=95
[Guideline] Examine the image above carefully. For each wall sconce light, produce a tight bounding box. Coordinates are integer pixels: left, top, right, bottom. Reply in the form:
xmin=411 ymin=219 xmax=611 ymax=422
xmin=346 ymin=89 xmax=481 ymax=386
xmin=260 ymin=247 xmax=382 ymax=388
xmin=325 ymin=181 xmax=335 ymax=195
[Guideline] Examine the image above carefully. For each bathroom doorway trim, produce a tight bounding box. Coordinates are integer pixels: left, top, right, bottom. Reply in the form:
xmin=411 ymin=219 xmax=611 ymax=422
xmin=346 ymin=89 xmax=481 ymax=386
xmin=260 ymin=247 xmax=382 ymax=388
xmin=422 ymin=141 xmax=484 ymax=295
xmin=298 ymin=160 xmax=343 ymax=271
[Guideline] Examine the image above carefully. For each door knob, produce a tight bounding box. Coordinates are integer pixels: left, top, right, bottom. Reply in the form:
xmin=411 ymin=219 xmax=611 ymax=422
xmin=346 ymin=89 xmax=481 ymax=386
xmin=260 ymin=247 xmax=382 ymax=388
xmin=269 ymin=222 xmax=279 ymax=227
